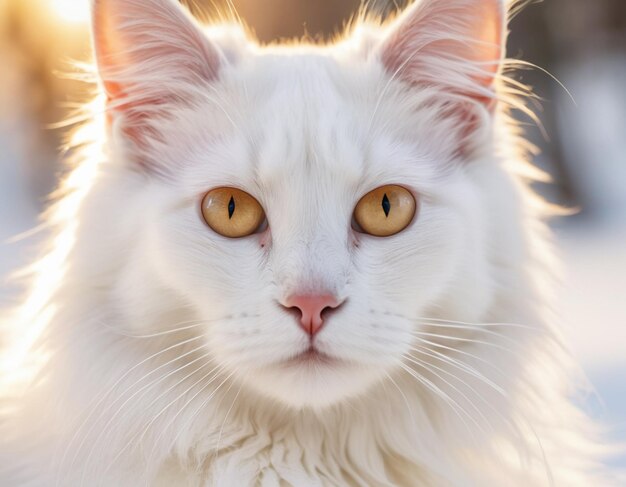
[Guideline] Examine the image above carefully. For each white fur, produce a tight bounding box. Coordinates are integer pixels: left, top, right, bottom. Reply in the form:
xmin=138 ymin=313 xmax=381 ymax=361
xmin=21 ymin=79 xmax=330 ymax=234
xmin=0 ymin=0 xmax=616 ymax=485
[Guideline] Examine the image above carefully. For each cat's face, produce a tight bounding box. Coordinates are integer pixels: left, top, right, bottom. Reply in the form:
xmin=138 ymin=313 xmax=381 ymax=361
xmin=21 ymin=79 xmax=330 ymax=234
xmin=91 ymin=0 xmax=504 ymax=408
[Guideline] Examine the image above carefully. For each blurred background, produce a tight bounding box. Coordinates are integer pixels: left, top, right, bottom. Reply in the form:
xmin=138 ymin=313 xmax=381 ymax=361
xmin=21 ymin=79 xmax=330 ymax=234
xmin=0 ymin=0 xmax=624 ymax=465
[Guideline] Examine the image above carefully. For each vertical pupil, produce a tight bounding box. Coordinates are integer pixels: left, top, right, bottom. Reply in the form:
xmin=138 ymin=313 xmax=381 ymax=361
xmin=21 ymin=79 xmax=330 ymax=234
xmin=228 ymin=196 xmax=236 ymax=219
xmin=381 ymin=193 xmax=391 ymax=217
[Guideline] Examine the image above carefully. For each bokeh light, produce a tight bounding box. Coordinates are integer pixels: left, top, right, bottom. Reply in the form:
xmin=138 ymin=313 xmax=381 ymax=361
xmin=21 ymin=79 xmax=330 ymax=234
xmin=51 ymin=0 xmax=90 ymax=24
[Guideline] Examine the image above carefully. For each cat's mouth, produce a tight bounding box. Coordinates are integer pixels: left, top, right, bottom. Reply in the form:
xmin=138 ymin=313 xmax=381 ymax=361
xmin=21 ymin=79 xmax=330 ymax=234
xmin=282 ymin=346 xmax=339 ymax=367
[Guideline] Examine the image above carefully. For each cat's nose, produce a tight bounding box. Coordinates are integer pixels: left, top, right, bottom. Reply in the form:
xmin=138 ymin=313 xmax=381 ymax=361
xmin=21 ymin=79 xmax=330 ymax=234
xmin=281 ymin=294 xmax=344 ymax=337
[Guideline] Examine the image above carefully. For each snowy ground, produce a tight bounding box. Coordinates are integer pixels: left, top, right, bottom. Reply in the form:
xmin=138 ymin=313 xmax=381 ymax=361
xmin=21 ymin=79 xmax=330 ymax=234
xmin=557 ymin=223 xmax=626 ymax=467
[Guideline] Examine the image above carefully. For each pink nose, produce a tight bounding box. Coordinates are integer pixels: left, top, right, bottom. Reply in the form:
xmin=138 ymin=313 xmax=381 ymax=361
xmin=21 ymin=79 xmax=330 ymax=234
xmin=282 ymin=294 xmax=342 ymax=337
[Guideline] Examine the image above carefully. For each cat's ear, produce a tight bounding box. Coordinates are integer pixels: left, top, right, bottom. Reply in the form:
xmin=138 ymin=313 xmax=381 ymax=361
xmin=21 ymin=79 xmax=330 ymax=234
xmin=378 ymin=0 xmax=505 ymax=110
xmin=92 ymin=0 xmax=221 ymax=142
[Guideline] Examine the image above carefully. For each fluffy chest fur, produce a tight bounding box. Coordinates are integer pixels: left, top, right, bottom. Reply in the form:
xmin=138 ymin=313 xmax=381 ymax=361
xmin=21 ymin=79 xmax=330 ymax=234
xmin=0 ymin=0 xmax=616 ymax=485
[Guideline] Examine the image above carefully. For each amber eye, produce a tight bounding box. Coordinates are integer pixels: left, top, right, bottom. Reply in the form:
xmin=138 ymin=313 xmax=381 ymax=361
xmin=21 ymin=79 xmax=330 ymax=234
xmin=353 ymin=185 xmax=416 ymax=237
xmin=201 ymin=187 xmax=266 ymax=238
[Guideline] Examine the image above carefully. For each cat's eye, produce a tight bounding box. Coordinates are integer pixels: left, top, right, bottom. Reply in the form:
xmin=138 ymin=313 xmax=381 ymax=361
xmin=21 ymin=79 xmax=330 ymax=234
xmin=353 ymin=185 xmax=416 ymax=237
xmin=201 ymin=187 xmax=266 ymax=238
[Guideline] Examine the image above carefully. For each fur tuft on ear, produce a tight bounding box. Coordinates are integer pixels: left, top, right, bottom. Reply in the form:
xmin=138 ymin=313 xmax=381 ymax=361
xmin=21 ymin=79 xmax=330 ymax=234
xmin=379 ymin=0 xmax=505 ymax=110
xmin=92 ymin=0 xmax=221 ymax=147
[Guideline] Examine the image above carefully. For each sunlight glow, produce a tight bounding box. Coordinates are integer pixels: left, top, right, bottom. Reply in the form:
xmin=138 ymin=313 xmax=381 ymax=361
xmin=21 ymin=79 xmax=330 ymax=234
xmin=0 ymin=102 xmax=105 ymax=393
xmin=51 ymin=0 xmax=91 ymax=24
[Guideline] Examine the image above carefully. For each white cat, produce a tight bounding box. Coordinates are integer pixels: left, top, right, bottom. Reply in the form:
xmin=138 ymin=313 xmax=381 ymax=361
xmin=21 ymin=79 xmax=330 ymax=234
xmin=0 ymin=0 xmax=616 ymax=485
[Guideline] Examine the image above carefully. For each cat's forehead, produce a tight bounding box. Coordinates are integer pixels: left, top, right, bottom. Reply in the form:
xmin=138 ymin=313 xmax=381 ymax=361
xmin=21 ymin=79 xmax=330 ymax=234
xmin=236 ymin=53 xmax=374 ymax=185
xmin=178 ymin=50 xmax=434 ymax=199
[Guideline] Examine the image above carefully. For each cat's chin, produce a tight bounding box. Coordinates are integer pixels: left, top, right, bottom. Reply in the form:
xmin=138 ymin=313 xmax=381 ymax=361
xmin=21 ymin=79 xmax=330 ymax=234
xmin=245 ymin=354 xmax=382 ymax=409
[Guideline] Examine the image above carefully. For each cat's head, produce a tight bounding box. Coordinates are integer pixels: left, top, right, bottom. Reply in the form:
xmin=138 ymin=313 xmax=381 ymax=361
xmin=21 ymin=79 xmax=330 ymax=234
xmin=86 ymin=0 xmax=511 ymax=408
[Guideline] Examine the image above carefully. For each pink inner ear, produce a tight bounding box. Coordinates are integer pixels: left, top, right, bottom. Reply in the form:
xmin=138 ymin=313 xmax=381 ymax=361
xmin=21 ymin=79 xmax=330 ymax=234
xmin=92 ymin=0 xmax=221 ymax=139
xmin=380 ymin=0 xmax=504 ymax=107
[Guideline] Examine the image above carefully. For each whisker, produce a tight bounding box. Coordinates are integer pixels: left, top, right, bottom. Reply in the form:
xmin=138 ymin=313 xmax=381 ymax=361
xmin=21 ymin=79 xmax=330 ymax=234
xmin=99 ymin=362 xmax=227 ymax=484
xmin=407 ymin=349 xmax=524 ymax=438
xmin=102 ymin=320 xmax=208 ymax=339
xmin=413 ymin=315 xmax=541 ymax=332
xmin=410 ymin=335 xmax=505 ymax=373
xmin=409 ymin=345 xmax=505 ymax=396
xmin=58 ymin=334 xmax=205 ymax=487
xmin=145 ymin=372 xmax=235 ymax=487
xmin=80 ymin=350 xmax=215 ymax=486
xmin=212 ymin=380 xmax=244 ymax=485
xmin=96 ymin=314 xmax=260 ymax=339
xmin=215 ymin=382 xmax=244 ymax=452
xmin=146 ymin=368 xmax=237 ymax=477
xmin=410 ymin=330 xmax=522 ymax=356
xmin=406 ymin=349 xmax=553 ymax=484
xmin=416 ymin=321 xmax=523 ymax=346
xmin=140 ymin=365 xmax=229 ymax=455
xmin=368 ymin=313 xmax=553 ymax=483
xmin=383 ymin=370 xmax=416 ymax=430
xmin=397 ymin=361 xmax=475 ymax=439
xmin=403 ymin=354 xmax=493 ymax=437
xmin=368 ymin=307 xmax=543 ymax=332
